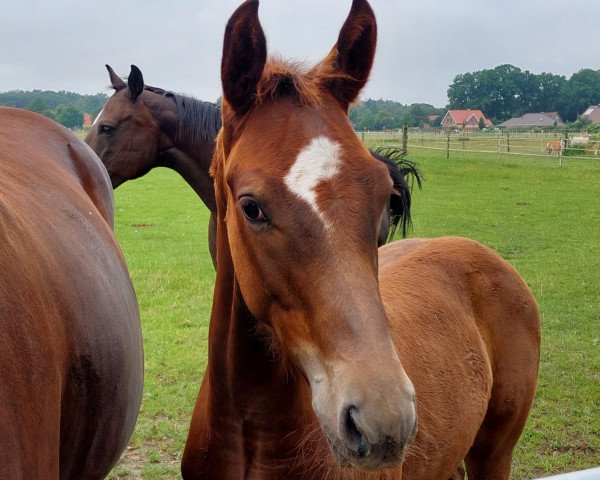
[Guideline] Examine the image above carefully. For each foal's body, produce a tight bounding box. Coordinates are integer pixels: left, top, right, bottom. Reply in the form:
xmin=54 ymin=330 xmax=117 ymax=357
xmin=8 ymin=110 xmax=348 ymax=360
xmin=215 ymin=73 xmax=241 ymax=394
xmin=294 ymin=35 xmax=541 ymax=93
xmin=182 ymin=0 xmax=540 ymax=478
xmin=381 ymin=237 xmax=539 ymax=479
xmin=184 ymin=237 xmax=539 ymax=480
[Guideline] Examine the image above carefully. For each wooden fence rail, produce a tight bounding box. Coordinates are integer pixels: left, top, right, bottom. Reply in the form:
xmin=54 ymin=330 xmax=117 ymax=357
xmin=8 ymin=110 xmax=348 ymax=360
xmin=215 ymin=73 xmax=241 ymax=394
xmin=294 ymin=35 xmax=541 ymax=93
xmin=360 ymin=131 xmax=599 ymax=165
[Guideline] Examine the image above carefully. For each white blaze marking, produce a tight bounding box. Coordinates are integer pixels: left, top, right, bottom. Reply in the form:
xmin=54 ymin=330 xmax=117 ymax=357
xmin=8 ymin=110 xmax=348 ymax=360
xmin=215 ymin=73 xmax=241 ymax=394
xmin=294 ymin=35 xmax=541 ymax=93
xmin=284 ymin=135 xmax=341 ymax=227
xmin=92 ymin=108 xmax=104 ymax=126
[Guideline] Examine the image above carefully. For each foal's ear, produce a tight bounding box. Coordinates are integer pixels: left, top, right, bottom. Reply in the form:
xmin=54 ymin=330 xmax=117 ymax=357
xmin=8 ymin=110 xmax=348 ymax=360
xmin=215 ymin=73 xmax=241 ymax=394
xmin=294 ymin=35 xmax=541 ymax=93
xmin=221 ymin=0 xmax=267 ymax=116
xmin=314 ymin=0 xmax=377 ymax=109
xmin=127 ymin=65 xmax=144 ymax=102
xmin=105 ymin=64 xmax=126 ymax=91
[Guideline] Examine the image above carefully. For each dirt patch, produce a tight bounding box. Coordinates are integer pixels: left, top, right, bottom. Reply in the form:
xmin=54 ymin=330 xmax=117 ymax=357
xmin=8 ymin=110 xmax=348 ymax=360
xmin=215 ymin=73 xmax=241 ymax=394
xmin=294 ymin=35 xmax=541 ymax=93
xmin=108 ymin=446 xmax=145 ymax=479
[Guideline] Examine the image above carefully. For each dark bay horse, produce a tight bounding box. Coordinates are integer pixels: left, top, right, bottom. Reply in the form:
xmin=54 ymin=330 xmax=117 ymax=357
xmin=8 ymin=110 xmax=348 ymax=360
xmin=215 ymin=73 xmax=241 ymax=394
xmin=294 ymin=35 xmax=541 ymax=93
xmin=0 ymin=107 xmax=143 ymax=479
xmin=181 ymin=1 xmax=540 ymax=479
xmin=84 ymin=65 xmax=221 ymax=265
xmin=85 ymin=67 xmax=420 ymax=266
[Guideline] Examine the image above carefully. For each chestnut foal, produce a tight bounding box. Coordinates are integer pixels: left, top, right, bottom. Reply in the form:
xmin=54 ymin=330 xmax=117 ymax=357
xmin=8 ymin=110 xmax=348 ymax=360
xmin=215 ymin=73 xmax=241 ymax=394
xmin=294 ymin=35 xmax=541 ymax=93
xmin=182 ymin=1 xmax=540 ymax=479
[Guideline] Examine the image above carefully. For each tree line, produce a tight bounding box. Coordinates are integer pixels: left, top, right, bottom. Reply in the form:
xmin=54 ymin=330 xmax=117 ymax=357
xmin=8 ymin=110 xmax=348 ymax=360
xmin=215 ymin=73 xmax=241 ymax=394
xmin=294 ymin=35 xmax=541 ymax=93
xmin=350 ymin=66 xmax=600 ymax=131
xmin=0 ymin=90 xmax=107 ymax=129
xmin=447 ymin=65 xmax=600 ymax=123
xmin=2 ymin=64 xmax=599 ymax=130
xmin=349 ymin=99 xmax=445 ymax=131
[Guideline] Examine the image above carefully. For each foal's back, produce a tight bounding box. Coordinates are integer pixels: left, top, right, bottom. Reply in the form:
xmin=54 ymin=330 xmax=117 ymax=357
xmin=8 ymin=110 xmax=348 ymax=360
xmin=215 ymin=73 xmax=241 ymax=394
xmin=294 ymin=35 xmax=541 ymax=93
xmin=379 ymin=236 xmax=540 ymax=479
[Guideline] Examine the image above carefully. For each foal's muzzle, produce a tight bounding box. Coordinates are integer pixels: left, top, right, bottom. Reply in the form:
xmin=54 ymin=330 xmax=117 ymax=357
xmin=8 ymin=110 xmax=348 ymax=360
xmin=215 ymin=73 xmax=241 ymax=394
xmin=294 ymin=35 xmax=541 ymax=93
xmin=331 ymin=396 xmax=417 ymax=470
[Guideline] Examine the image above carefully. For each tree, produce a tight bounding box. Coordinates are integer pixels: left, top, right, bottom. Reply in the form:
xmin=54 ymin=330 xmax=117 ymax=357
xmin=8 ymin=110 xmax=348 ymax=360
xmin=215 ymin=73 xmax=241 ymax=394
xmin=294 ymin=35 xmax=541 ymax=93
xmin=557 ymin=69 xmax=600 ymax=121
xmin=55 ymin=104 xmax=83 ymax=129
xmin=0 ymin=90 xmax=107 ymax=118
xmin=373 ymin=110 xmax=396 ymax=130
xmin=27 ymin=97 xmax=48 ymax=113
xmin=446 ymin=65 xmax=581 ymax=122
xmin=533 ymin=72 xmax=567 ymax=113
xmin=448 ymin=64 xmax=527 ymax=121
xmin=573 ymin=115 xmax=592 ymax=131
xmin=478 ymin=117 xmax=485 ymax=130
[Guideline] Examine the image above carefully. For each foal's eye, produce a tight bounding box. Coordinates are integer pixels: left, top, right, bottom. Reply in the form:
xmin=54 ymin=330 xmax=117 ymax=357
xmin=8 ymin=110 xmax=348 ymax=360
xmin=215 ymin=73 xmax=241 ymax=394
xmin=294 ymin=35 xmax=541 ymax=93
xmin=239 ymin=197 xmax=268 ymax=223
xmin=99 ymin=124 xmax=115 ymax=135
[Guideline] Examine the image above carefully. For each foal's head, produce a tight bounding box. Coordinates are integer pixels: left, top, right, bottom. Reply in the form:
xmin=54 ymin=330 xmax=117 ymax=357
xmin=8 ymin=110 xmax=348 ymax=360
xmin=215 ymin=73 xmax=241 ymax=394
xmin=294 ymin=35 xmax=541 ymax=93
xmin=215 ymin=0 xmax=417 ymax=470
xmin=85 ymin=65 xmax=178 ymax=187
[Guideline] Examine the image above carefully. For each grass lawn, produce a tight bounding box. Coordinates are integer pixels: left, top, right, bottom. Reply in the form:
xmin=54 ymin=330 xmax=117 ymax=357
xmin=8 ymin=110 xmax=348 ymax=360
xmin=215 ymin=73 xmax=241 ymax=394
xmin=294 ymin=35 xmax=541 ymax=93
xmin=108 ymin=148 xmax=599 ymax=479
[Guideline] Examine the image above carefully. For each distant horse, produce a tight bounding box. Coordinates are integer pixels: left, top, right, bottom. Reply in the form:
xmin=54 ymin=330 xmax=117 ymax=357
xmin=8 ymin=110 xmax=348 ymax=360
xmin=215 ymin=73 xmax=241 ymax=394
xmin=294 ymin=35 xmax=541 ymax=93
xmin=181 ymin=1 xmax=540 ymax=479
xmin=0 ymin=108 xmax=143 ymax=479
xmin=85 ymin=67 xmax=420 ymax=266
xmin=546 ymin=140 xmax=562 ymax=155
xmin=85 ymin=65 xmax=221 ymax=265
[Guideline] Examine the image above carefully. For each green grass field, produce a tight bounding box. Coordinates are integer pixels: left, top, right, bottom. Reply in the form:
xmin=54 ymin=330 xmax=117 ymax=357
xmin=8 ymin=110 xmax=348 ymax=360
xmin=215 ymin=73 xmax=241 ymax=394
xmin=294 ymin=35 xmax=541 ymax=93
xmin=107 ymin=148 xmax=599 ymax=479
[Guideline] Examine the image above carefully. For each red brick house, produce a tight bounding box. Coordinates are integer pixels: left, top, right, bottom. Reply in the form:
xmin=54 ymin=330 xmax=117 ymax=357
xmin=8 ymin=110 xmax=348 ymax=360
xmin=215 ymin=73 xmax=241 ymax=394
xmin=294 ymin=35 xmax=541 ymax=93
xmin=441 ymin=109 xmax=493 ymax=130
xmin=83 ymin=113 xmax=93 ymax=128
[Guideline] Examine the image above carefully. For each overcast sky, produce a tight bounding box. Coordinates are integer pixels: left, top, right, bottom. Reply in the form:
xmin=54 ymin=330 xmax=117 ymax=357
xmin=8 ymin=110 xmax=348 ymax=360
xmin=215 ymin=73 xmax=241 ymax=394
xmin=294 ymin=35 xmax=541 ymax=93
xmin=1 ymin=0 xmax=599 ymax=107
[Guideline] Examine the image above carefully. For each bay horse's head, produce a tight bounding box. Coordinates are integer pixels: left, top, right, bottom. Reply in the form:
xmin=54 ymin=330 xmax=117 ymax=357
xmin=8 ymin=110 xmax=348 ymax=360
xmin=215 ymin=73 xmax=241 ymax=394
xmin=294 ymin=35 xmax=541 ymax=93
xmin=85 ymin=65 xmax=178 ymax=188
xmin=214 ymin=0 xmax=417 ymax=470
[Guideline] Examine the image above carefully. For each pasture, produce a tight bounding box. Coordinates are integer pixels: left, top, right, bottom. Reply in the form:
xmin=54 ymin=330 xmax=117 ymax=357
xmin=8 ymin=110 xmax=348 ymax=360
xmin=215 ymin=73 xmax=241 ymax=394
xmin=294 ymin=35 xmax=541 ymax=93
xmin=107 ymin=148 xmax=599 ymax=479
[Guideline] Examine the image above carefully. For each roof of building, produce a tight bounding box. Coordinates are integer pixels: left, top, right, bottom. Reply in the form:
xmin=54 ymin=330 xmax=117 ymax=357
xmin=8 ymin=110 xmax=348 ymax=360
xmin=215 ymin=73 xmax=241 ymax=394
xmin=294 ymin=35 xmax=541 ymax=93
xmin=498 ymin=112 xmax=565 ymax=128
xmin=443 ymin=109 xmax=493 ymax=127
xmin=544 ymin=112 xmax=562 ymax=122
xmin=582 ymin=105 xmax=600 ymax=124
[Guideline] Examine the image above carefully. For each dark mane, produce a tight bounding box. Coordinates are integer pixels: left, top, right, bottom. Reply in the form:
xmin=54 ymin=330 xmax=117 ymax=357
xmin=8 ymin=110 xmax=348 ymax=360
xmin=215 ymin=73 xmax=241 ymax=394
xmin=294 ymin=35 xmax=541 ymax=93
xmin=144 ymin=85 xmax=222 ymax=145
xmin=370 ymin=146 xmax=423 ymax=240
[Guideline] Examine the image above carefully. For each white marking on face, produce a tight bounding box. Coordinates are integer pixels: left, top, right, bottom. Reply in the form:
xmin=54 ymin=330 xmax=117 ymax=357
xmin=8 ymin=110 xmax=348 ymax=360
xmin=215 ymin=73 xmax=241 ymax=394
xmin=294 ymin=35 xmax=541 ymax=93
xmin=284 ymin=136 xmax=341 ymax=228
xmin=92 ymin=108 xmax=104 ymax=126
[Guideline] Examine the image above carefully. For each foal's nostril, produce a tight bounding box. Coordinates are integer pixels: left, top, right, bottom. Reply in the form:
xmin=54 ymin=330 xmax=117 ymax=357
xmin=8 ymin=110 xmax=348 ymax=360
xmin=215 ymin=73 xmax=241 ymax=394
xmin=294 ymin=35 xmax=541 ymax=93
xmin=343 ymin=406 xmax=370 ymax=458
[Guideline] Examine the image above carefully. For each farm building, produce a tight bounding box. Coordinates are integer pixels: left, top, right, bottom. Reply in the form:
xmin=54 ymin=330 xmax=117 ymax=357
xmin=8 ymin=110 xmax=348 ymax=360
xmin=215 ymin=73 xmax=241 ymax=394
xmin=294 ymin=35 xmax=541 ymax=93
xmin=581 ymin=105 xmax=600 ymax=124
xmin=441 ymin=109 xmax=493 ymax=130
xmin=498 ymin=112 xmax=565 ymax=129
xmin=83 ymin=113 xmax=93 ymax=128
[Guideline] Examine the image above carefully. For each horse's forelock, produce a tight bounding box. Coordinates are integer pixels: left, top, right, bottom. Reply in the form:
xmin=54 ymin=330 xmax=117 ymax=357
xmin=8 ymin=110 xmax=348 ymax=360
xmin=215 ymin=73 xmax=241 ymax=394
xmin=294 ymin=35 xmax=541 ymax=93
xmin=255 ymin=59 xmax=321 ymax=108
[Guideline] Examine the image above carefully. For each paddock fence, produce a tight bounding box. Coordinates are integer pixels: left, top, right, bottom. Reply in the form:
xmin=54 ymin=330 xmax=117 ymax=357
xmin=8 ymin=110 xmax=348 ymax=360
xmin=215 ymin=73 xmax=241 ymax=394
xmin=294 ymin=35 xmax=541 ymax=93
xmin=360 ymin=130 xmax=600 ymax=165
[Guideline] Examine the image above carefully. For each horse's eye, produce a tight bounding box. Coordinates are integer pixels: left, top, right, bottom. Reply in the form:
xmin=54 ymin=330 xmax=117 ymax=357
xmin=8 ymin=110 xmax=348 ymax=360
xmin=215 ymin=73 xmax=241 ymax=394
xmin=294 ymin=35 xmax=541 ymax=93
xmin=99 ymin=124 xmax=115 ymax=135
xmin=240 ymin=197 xmax=268 ymax=223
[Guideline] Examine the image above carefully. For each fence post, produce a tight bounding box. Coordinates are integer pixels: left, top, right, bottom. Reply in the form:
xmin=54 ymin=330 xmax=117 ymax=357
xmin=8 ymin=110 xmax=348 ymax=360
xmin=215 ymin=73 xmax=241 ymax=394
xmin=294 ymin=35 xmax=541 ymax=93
xmin=497 ymin=133 xmax=500 ymax=162
xmin=361 ymin=131 xmax=365 ymax=143
xmin=447 ymin=133 xmax=450 ymax=160
xmin=507 ymin=130 xmax=510 ymax=153
xmin=560 ymin=132 xmax=569 ymax=167
xmin=402 ymin=123 xmax=408 ymax=158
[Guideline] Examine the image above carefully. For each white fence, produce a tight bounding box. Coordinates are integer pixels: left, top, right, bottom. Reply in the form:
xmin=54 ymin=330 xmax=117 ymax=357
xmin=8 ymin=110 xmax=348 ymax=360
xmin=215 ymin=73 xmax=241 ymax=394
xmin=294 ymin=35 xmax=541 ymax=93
xmin=360 ymin=131 xmax=600 ymax=164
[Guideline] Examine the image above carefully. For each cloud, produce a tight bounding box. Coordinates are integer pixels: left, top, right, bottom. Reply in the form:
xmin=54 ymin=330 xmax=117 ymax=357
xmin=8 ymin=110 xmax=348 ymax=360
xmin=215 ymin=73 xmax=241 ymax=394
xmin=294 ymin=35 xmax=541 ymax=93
xmin=0 ymin=0 xmax=598 ymax=107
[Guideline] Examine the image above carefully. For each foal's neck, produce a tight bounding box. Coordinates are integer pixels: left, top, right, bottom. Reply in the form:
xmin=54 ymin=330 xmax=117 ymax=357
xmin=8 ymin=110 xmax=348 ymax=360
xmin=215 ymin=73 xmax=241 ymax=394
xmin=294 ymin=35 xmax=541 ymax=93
xmin=211 ymin=283 xmax=314 ymax=438
xmin=198 ymin=243 xmax=326 ymax=476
